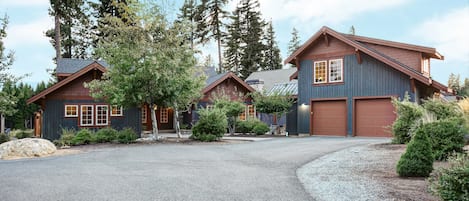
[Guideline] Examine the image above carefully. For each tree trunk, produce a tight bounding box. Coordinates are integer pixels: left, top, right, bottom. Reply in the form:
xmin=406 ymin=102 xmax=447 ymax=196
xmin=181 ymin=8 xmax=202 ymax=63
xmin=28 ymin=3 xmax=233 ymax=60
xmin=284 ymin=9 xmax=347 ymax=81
xmin=54 ymin=1 xmax=61 ymax=60
xmin=217 ymin=36 xmax=222 ymax=73
xmin=150 ymin=104 xmax=159 ymax=140
xmin=174 ymin=108 xmax=182 ymax=138
xmin=228 ymin=117 xmax=235 ymax=135
xmin=0 ymin=113 xmax=4 ymax=135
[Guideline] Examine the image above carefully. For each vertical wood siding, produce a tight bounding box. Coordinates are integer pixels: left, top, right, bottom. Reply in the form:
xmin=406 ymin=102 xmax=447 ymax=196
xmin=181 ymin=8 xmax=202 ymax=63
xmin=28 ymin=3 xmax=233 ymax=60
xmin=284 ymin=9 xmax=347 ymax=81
xmin=42 ymin=99 xmax=141 ymax=140
xmin=297 ymin=54 xmax=414 ymax=135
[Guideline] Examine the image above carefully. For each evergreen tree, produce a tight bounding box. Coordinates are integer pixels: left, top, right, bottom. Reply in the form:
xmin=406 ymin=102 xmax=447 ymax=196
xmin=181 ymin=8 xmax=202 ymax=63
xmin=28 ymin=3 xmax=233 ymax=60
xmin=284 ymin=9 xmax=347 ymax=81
xmin=237 ymin=0 xmax=266 ymax=79
xmin=177 ymin=0 xmax=199 ymax=49
xmin=223 ymin=8 xmax=242 ymax=74
xmin=287 ymin=27 xmax=301 ymax=55
xmin=46 ymin=0 xmax=92 ymax=59
xmin=196 ymin=0 xmax=229 ymax=71
xmin=262 ymin=21 xmax=282 ymax=70
xmin=448 ymin=73 xmax=461 ymax=94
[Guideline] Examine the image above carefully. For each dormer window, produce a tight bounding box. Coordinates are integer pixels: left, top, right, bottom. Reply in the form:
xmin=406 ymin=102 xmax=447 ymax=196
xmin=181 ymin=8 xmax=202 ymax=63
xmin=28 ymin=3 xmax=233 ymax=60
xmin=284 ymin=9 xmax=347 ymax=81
xmin=422 ymin=58 xmax=430 ymax=76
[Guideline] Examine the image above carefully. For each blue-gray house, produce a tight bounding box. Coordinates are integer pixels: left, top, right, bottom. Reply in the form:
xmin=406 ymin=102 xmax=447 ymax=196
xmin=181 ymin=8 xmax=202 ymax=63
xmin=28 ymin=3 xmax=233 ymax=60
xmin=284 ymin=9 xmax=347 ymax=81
xmin=285 ymin=26 xmax=449 ymax=137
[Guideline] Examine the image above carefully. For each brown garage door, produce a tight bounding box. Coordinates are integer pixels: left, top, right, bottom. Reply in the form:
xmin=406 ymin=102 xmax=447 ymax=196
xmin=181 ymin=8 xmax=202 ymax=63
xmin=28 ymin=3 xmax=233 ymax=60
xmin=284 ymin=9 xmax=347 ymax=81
xmin=355 ymin=98 xmax=396 ymax=137
xmin=311 ymin=100 xmax=347 ymax=136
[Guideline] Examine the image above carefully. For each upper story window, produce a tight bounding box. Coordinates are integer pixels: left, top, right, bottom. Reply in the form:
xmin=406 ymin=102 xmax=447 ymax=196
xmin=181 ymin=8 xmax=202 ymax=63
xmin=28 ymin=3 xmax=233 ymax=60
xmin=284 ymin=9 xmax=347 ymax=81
xmin=65 ymin=105 xmax=78 ymax=117
xmin=422 ymin=58 xmax=430 ymax=75
xmin=111 ymin=105 xmax=123 ymax=116
xmin=314 ymin=58 xmax=343 ymax=84
xmin=314 ymin=61 xmax=327 ymax=84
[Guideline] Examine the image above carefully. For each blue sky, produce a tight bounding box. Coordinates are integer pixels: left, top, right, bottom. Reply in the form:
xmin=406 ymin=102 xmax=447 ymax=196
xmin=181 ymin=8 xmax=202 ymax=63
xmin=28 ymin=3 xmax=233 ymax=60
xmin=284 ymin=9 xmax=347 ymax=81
xmin=1 ymin=0 xmax=468 ymax=88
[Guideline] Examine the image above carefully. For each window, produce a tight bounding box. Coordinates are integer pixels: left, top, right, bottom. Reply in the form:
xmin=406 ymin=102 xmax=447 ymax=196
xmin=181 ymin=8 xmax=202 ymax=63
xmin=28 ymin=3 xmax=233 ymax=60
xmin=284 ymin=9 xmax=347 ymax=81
xmin=329 ymin=59 xmax=343 ymax=82
xmin=314 ymin=59 xmax=343 ymax=84
xmin=314 ymin=61 xmax=327 ymax=83
xmin=80 ymin=105 xmax=93 ymax=126
xmin=247 ymin=105 xmax=256 ymax=119
xmin=111 ymin=105 xmax=123 ymax=116
xmin=239 ymin=110 xmax=246 ymax=121
xmin=65 ymin=105 xmax=78 ymax=117
xmin=96 ymin=105 xmax=109 ymax=126
xmin=141 ymin=106 xmax=147 ymax=124
xmin=160 ymin=108 xmax=169 ymax=123
xmin=206 ymin=105 xmax=214 ymax=110
xmin=422 ymin=58 xmax=429 ymax=75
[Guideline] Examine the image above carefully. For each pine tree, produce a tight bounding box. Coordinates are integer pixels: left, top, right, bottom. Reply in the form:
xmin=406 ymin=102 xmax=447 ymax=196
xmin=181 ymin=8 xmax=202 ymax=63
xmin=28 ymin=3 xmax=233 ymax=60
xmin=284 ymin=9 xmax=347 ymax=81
xmin=223 ymin=8 xmax=242 ymax=74
xmin=262 ymin=21 xmax=282 ymax=70
xmin=237 ymin=0 xmax=266 ymax=79
xmin=288 ymin=27 xmax=301 ymax=55
xmin=448 ymin=73 xmax=461 ymax=95
xmin=177 ymin=0 xmax=199 ymax=49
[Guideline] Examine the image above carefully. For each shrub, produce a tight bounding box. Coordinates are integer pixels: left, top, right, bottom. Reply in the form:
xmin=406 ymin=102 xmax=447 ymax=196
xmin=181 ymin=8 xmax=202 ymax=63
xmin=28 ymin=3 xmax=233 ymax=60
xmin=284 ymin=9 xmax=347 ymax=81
xmin=117 ymin=128 xmax=137 ymax=144
xmin=191 ymin=108 xmax=227 ymax=142
xmin=423 ymin=98 xmax=464 ymax=120
xmin=0 ymin=133 xmax=10 ymax=144
xmin=54 ymin=128 xmax=76 ymax=147
xmin=429 ymin=154 xmax=469 ymax=201
xmin=71 ymin=129 xmax=94 ymax=145
xmin=392 ymin=98 xmax=423 ymax=144
xmin=396 ymin=126 xmax=434 ymax=177
xmin=422 ymin=120 xmax=466 ymax=161
xmin=15 ymin=130 xmax=33 ymax=139
xmin=96 ymin=128 xmax=118 ymax=143
xmin=236 ymin=119 xmax=255 ymax=134
xmin=253 ymin=122 xmax=269 ymax=135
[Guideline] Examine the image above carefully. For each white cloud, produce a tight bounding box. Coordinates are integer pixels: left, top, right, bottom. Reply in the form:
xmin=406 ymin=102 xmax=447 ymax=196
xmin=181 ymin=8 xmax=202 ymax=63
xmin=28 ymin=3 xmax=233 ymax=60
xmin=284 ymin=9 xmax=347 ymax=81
xmin=4 ymin=16 xmax=53 ymax=48
xmin=412 ymin=7 xmax=469 ymax=63
xmin=256 ymin=0 xmax=407 ymax=24
xmin=0 ymin=0 xmax=49 ymax=7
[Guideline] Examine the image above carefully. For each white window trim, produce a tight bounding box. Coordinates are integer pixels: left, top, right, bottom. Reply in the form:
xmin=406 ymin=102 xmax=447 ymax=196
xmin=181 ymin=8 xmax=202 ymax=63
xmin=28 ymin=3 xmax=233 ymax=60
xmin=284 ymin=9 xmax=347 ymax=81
xmin=328 ymin=59 xmax=343 ymax=83
xmin=160 ymin=108 xmax=169 ymax=123
xmin=247 ymin=105 xmax=256 ymax=119
xmin=313 ymin=60 xmax=327 ymax=84
xmin=96 ymin=105 xmax=109 ymax=126
xmin=111 ymin=105 xmax=123 ymax=116
xmin=206 ymin=105 xmax=214 ymax=110
xmin=80 ymin=105 xmax=94 ymax=126
xmin=422 ymin=58 xmax=430 ymax=75
xmin=65 ymin=105 xmax=78 ymax=117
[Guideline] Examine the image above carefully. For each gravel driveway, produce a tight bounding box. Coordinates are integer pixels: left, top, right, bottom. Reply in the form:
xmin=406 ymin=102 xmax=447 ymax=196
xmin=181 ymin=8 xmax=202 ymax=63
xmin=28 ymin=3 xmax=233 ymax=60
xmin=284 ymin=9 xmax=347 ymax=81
xmin=0 ymin=137 xmax=386 ymax=201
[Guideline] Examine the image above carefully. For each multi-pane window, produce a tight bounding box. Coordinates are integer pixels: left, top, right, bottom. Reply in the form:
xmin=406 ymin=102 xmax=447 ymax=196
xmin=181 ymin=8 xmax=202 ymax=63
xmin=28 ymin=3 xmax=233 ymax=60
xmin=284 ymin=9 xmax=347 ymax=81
xmin=111 ymin=105 xmax=123 ymax=116
xmin=422 ymin=58 xmax=429 ymax=75
xmin=65 ymin=105 xmax=78 ymax=117
xmin=96 ymin=105 xmax=109 ymax=126
xmin=141 ymin=106 xmax=147 ymax=124
xmin=329 ymin=59 xmax=343 ymax=82
xmin=80 ymin=105 xmax=93 ymax=126
xmin=247 ymin=105 xmax=256 ymax=119
xmin=239 ymin=110 xmax=246 ymax=121
xmin=314 ymin=61 xmax=327 ymax=83
xmin=160 ymin=108 xmax=169 ymax=123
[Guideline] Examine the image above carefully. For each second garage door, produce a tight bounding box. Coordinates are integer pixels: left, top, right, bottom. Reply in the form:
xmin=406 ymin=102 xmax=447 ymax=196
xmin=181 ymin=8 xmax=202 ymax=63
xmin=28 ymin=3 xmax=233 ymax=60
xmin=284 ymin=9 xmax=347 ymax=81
xmin=311 ymin=100 xmax=347 ymax=136
xmin=355 ymin=98 xmax=396 ymax=137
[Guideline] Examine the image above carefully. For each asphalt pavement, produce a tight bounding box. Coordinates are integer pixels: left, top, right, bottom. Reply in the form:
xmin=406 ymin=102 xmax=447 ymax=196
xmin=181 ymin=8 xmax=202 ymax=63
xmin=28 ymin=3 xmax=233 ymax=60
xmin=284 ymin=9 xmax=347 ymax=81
xmin=0 ymin=137 xmax=387 ymax=201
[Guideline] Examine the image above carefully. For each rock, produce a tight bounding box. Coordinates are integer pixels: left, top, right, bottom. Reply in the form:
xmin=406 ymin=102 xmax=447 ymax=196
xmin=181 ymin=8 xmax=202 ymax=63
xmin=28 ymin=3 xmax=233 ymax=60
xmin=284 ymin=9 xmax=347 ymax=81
xmin=0 ymin=138 xmax=56 ymax=159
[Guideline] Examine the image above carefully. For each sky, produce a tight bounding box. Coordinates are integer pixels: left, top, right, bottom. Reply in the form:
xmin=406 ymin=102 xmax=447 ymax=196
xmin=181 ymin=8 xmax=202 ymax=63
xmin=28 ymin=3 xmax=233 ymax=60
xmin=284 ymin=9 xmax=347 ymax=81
xmin=1 ymin=0 xmax=468 ymax=88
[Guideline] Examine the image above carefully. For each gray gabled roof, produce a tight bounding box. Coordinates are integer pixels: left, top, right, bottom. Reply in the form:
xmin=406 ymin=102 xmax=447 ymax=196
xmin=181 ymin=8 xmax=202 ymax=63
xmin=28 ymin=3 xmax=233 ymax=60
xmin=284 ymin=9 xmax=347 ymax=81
xmin=245 ymin=68 xmax=297 ymax=92
xmin=56 ymin=58 xmax=109 ymax=74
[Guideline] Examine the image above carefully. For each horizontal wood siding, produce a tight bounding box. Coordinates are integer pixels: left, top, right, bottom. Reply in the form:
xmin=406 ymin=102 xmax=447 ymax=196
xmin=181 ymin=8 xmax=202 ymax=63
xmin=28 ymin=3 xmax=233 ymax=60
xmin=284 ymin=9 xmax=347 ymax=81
xmin=42 ymin=99 xmax=141 ymax=140
xmin=297 ymin=54 xmax=414 ymax=135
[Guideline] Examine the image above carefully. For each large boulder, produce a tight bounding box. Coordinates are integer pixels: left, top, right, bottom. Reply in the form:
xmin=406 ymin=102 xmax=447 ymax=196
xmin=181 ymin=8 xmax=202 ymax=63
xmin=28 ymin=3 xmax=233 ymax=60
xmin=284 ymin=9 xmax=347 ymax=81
xmin=0 ymin=138 xmax=56 ymax=159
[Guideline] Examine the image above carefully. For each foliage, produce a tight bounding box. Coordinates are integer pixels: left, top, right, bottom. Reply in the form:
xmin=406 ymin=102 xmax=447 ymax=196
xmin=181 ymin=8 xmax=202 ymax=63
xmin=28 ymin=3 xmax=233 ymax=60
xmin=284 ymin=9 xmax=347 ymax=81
xmin=287 ymin=27 xmax=301 ymax=56
xmin=429 ymin=154 xmax=469 ymax=201
xmin=214 ymin=98 xmax=245 ymax=135
xmin=396 ymin=126 xmax=434 ymax=177
xmin=191 ymin=108 xmax=227 ymax=141
xmin=448 ymin=73 xmax=469 ymax=97
xmin=261 ymin=21 xmax=282 ymax=70
xmin=15 ymin=130 xmax=33 ymax=139
xmin=422 ymin=120 xmax=467 ymax=161
xmin=95 ymin=127 xmax=118 ymax=143
xmin=459 ymin=98 xmax=469 ymax=132
xmin=253 ymin=122 xmax=269 ymax=135
xmin=71 ymin=129 xmax=94 ymax=145
xmin=2 ymin=81 xmax=38 ymax=129
xmin=54 ymin=128 xmax=76 ymax=147
xmin=117 ymin=128 xmax=137 ymax=144
xmin=252 ymin=91 xmax=294 ymax=118
xmin=422 ymin=98 xmax=464 ymax=120
xmin=0 ymin=15 xmax=19 ymax=118
xmin=0 ymin=133 xmax=9 ymax=144
xmin=391 ymin=97 xmax=423 ymax=144
xmin=86 ymin=3 xmax=205 ymax=137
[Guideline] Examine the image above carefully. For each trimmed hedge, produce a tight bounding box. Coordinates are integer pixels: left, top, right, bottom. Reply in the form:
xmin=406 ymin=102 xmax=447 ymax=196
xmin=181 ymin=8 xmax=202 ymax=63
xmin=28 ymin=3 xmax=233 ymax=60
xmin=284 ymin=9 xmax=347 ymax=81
xmin=396 ymin=126 xmax=434 ymax=177
xmin=429 ymin=154 xmax=469 ymax=201
xmin=191 ymin=108 xmax=227 ymax=142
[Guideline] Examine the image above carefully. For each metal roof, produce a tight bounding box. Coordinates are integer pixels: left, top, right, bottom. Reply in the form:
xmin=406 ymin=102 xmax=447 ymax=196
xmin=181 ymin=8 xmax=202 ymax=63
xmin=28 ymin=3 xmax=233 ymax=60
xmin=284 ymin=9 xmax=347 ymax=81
xmin=245 ymin=68 xmax=297 ymax=92
xmin=267 ymin=81 xmax=298 ymax=96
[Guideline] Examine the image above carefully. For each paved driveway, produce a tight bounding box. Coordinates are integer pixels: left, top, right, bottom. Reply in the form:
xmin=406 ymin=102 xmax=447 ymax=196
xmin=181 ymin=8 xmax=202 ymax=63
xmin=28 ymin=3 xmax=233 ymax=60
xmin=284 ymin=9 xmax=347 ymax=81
xmin=0 ymin=137 xmax=387 ymax=201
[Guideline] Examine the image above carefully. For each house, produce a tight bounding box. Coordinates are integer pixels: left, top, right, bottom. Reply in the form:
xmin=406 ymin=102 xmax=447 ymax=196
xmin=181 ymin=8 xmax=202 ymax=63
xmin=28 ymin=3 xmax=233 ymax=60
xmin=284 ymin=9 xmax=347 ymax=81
xmin=27 ymin=59 xmax=141 ymax=140
xmin=285 ymin=26 xmax=449 ymax=137
xmin=184 ymin=68 xmax=256 ymax=127
xmin=245 ymin=69 xmax=298 ymax=134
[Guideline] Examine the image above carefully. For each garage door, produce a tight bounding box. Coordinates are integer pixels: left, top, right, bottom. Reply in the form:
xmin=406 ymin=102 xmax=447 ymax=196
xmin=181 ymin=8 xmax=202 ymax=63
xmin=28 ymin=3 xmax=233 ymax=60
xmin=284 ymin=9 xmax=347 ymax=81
xmin=355 ymin=99 xmax=396 ymax=137
xmin=311 ymin=100 xmax=347 ymax=136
